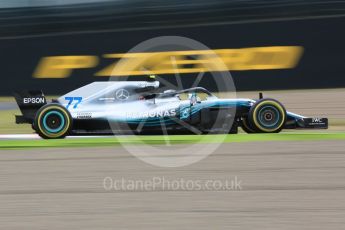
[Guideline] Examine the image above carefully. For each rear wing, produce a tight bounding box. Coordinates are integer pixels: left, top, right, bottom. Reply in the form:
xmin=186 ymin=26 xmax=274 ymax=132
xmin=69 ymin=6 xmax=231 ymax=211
xmin=13 ymin=90 xmax=47 ymax=124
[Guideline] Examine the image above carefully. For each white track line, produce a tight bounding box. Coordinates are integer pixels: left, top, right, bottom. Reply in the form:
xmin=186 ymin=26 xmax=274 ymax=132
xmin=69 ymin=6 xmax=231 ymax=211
xmin=0 ymin=134 xmax=107 ymax=140
xmin=0 ymin=134 xmax=40 ymax=140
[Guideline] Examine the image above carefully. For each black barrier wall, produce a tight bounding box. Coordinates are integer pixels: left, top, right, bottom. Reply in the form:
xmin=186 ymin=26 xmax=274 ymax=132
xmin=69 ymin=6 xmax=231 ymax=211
xmin=1 ymin=17 xmax=345 ymax=95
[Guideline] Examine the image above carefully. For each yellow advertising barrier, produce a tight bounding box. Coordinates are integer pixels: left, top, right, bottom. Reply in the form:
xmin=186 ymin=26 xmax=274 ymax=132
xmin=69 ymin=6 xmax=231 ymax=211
xmin=33 ymin=46 xmax=303 ymax=78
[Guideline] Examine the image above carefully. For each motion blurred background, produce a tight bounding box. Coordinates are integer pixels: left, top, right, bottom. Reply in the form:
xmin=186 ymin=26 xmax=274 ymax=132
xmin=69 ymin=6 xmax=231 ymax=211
xmin=1 ymin=0 xmax=345 ymax=94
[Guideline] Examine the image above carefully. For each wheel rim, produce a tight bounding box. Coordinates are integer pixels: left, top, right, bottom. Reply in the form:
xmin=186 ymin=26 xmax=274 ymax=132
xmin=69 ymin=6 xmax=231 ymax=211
xmin=257 ymin=105 xmax=281 ymax=128
xmin=42 ymin=111 xmax=65 ymax=133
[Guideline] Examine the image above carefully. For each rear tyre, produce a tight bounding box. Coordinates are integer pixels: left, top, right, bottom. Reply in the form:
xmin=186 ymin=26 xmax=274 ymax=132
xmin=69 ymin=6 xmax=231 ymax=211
xmin=248 ymin=98 xmax=286 ymax=133
xmin=34 ymin=104 xmax=72 ymax=139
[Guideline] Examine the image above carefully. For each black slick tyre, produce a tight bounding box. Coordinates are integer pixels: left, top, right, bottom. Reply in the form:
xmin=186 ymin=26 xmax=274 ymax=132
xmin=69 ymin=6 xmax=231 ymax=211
xmin=34 ymin=104 xmax=72 ymax=139
xmin=248 ymin=98 xmax=286 ymax=133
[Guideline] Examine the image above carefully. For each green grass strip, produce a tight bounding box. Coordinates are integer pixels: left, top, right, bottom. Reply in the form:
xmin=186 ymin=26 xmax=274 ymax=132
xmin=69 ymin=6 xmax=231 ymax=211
xmin=1 ymin=133 xmax=345 ymax=150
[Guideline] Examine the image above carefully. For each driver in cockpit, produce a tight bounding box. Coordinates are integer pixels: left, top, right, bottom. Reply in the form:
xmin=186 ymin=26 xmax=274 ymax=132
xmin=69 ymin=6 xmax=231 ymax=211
xmin=189 ymin=92 xmax=200 ymax=105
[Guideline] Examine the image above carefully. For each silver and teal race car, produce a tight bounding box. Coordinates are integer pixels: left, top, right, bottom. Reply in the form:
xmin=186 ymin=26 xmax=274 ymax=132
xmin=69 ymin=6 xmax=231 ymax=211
xmin=14 ymin=78 xmax=328 ymax=139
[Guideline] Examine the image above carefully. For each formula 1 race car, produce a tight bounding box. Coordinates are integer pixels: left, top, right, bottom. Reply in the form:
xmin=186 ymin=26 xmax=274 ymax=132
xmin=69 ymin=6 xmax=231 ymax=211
xmin=14 ymin=77 xmax=328 ymax=139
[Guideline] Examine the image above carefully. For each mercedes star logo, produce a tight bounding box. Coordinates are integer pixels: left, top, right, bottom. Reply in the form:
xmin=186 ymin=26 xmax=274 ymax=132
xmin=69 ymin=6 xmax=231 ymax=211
xmin=115 ymin=88 xmax=130 ymax=100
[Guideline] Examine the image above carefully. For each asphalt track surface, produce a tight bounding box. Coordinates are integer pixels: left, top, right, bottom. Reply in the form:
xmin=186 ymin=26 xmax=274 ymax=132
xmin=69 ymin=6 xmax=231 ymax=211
xmin=1 ymin=140 xmax=345 ymax=229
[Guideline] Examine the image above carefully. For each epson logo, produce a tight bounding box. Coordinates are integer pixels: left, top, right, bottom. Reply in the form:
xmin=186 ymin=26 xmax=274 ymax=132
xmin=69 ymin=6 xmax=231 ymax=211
xmin=23 ymin=97 xmax=45 ymax=104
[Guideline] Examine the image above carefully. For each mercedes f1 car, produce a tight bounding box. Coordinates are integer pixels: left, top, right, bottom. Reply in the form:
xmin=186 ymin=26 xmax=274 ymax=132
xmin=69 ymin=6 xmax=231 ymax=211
xmin=14 ymin=78 xmax=328 ymax=139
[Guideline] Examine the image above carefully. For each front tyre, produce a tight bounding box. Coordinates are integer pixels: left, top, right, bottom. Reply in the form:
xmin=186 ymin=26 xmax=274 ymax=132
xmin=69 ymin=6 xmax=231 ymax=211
xmin=34 ymin=104 xmax=72 ymax=139
xmin=241 ymin=117 xmax=256 ymax=133
xmin=248 ymin=98 xmax=286 ymax=133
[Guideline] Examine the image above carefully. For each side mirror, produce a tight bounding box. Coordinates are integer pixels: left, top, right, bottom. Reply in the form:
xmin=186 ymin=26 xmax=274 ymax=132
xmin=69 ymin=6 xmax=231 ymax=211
xmin=143 ymin=94 xmax=157 ymax=100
